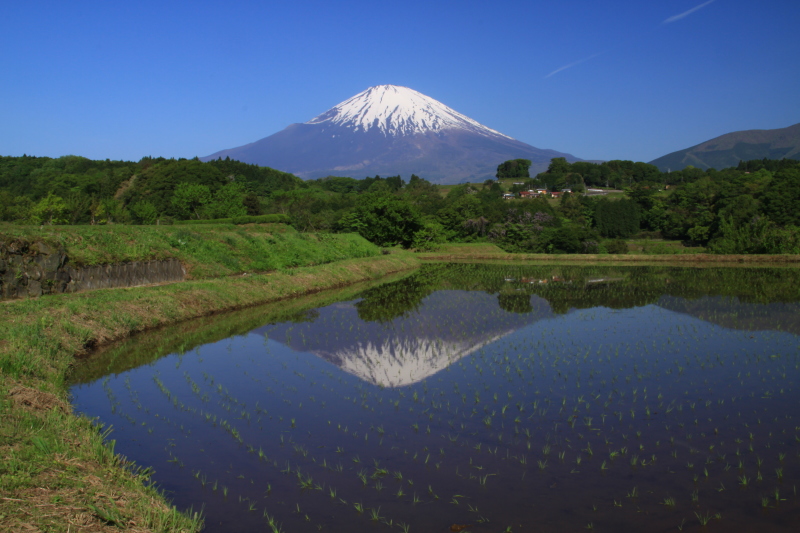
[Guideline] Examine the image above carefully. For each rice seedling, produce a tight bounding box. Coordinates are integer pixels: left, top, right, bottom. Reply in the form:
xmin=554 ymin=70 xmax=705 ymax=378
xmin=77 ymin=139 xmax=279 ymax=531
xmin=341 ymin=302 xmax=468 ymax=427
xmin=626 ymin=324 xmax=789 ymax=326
xmin=695 ymin=510 xmax=712 ymax=526
xmin=65 ymin=264 xmax=800 ymax=533
xmin=369 ymin=506 xmax=382 ymax=522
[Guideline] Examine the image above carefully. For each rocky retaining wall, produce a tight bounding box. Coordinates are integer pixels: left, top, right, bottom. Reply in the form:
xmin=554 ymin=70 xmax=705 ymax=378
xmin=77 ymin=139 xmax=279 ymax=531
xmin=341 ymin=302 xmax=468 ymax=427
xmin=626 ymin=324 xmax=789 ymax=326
xmin=0 ymin=239 xmax=185 ymax=300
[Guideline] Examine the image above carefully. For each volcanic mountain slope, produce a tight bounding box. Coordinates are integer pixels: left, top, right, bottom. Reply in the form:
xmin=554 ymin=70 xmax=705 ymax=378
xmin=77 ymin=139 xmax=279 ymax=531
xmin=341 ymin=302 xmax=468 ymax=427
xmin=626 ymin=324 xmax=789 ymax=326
xmin=202 ymin=85 xmax=582 ymax=183
xmin=649 ymin=123 xmax=800 ymax=172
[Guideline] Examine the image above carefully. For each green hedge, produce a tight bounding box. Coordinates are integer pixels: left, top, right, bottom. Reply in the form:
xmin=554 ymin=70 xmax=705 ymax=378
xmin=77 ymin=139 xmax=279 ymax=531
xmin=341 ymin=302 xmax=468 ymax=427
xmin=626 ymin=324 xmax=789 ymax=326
xmin=176 ymin=214 xmax=291 ymax=225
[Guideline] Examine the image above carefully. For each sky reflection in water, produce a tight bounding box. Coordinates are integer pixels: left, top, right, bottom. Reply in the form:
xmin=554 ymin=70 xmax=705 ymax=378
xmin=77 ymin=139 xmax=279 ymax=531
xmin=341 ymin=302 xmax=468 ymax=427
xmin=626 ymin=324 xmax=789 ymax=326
xmin=70 ymin=265 xmax=800 ymax=532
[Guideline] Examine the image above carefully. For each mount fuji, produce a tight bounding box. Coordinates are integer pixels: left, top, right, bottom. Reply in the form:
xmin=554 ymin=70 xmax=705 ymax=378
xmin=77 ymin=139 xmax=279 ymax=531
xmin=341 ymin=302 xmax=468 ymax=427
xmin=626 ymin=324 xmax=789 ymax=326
xmin=202 ymin=85 xmax=583 ymax=183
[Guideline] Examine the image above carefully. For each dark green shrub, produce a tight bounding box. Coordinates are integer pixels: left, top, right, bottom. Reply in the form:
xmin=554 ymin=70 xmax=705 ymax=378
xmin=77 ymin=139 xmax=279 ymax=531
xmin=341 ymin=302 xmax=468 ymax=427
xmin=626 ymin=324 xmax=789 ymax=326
xmin=605 ymin=239 xmax=629 ymax=254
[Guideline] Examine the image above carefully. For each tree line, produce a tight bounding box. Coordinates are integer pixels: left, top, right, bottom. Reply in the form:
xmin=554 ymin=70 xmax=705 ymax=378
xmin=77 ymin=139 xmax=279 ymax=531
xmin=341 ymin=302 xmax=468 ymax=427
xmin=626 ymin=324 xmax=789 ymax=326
xmin=1 ymin=154 xmax=799 ymax=254
xmin=0 ymin=155 xmax=299 ymax=225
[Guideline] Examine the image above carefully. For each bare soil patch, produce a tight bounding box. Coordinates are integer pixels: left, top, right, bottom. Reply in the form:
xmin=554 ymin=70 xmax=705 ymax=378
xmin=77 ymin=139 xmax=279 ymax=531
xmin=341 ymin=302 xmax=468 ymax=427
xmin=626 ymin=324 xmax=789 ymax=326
xmin=8 ymin=384 xmax=70 ymax=414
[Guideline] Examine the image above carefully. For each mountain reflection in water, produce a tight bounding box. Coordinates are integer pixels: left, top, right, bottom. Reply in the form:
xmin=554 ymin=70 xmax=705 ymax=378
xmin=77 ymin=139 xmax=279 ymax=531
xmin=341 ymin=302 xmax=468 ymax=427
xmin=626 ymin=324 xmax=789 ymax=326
xmin=253 ymin=264 xmax=800 ymax=387
xmin=68 ymin=263 xmax=800 ymax=533
xmin=254 ymin=290 xmax=553 ymax=387
xmin=70 ymin=264 xmax=800 ymax=386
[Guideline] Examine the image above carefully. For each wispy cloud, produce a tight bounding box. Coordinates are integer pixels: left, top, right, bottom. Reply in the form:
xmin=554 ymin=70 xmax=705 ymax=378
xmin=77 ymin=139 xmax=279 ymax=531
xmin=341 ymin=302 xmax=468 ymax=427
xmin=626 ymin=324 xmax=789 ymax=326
xmin=545 ymin=2 xmax=715 ymax=79
xmin=544 ymin=52 xmax=603 ymax=79
xmin=664 ymin=0 xmax=715 ymax=24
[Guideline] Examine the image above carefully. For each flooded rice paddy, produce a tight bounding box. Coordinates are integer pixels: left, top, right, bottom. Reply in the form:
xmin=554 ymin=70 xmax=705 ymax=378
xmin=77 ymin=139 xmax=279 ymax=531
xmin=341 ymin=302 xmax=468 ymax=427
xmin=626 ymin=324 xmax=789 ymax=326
xmin=70 ymin=264 xmax=800 ymax=532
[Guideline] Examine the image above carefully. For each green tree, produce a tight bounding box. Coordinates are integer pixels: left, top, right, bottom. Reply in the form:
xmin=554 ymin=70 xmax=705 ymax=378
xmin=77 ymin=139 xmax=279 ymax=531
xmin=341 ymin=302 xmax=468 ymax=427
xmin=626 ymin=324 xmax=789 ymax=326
xmin=708 ymin=216 xmax=800 ymax=254
xmin=487 ymin=205 xmax=561 ymax=252
xmin=384 ymin=175 xmax=405 ymax=192
xmin=206 ymin=157 xmax=301 ymax=196
xmin=761 ymin=168 xmax=800 ymax=226
xmin=547 ymin=157 xmax=571 ymax=175
xmin=171 ymin=182 xmax=211 ymax=220
xmin=243 ymin=193 xmax=262 ymax=216
xmin=660 ymin=176 xmax=719 ymax=241
xmin=131 ymin=201 xmax=159 ymax=225
xmin=401 ymin=175 xmax=443 ymax=216
xmin=0 ymin=191 xmax=33 ymax=222
xmin=32 ymin=193 xmax=69 ymax=225
xmin=91 ymin=197 xmax=132 ymax=225
xmin=716 ymin=194 xmax=760 ymax=229
xmin=605 ymin=239 xmax=629 ymax=254
xmin=204 ymin=182 xmax=247 ymax=219
xmin=496 ymin=159 xmax=532 ymax=179
xmin=548 ymin=226 xmax=582 ymax=253
xmin=559 ymin=193 xmax=585 ymax=223
xmin=64 ymin=192 xmax=93 ymax=224
xmin=411 ymin=219 xmax=447 ymax=251
xmin=126 ymin=159 xmax=226 ymax=216
xmin=478 ymin=180 xmax=504 ymax=203
xmin=594 ymin=198 xmax=640 ymax=238
xmin=338 ymin=193 xmax=422 ymax=248
xmin=436 ymin=194 xmax=483 ymax=239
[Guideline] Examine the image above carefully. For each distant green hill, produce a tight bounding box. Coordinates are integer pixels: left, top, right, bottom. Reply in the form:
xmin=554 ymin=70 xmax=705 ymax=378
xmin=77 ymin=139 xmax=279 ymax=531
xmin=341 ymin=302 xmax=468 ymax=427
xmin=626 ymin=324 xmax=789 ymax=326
xmin=649 ymin=123 xmax=800 ymax=171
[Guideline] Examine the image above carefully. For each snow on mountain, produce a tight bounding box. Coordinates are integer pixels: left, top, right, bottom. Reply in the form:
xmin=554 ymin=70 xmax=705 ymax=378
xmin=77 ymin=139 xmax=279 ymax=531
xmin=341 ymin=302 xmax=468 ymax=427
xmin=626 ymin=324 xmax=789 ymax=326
xmin=255 ymin=291 xmax=554 ymax=388
xmin=306 ymin=85 xmax=512 ymax=139
xmin=327 ymin=332 xmax=510 ymax=388
xmin=202 ymin=85 xmax=583 ymax=183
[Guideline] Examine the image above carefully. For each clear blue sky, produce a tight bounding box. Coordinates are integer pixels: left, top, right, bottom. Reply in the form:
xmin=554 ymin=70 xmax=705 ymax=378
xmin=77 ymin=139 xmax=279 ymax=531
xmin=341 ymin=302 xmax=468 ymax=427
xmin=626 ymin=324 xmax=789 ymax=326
xmin=2 ymin=0 xmax=798 ymax=165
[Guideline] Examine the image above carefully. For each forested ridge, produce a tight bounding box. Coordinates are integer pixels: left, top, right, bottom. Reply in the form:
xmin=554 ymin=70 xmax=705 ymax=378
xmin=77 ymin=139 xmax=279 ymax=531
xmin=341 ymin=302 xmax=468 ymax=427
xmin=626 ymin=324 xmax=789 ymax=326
xmin=0 ymin=155 xmax=299 ymax=225
xmin=1 ymin=154 xmax=799 ymax=254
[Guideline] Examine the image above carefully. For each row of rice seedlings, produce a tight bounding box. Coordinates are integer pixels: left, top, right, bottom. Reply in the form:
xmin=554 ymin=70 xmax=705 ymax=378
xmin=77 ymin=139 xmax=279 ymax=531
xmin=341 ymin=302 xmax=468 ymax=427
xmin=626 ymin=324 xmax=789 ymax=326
xmin=74 ymin=271 xmax=800 ymax=532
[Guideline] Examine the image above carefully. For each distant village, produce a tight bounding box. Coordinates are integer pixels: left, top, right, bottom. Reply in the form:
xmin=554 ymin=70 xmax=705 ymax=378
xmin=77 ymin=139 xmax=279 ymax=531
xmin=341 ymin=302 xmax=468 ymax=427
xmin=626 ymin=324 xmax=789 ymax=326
xmin=502 ymin=186 xmax=614 ymax=200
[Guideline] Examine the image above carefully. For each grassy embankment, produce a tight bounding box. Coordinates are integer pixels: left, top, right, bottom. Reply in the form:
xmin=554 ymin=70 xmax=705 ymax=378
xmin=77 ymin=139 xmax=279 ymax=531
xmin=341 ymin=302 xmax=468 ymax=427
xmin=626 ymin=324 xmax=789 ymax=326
xmin=0 ymin=223 xmax=419 ymax=533
xmin=0 ymin=222 xmax=383 ymax=278
xmin=418 ymin=242 xmax=800 ymax=264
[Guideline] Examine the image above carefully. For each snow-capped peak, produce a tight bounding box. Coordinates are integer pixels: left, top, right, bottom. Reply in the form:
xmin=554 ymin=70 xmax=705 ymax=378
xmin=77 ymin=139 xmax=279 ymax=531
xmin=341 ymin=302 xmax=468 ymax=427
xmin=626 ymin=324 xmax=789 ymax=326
xmin=306 ymin=85 xmax=513 ymax=139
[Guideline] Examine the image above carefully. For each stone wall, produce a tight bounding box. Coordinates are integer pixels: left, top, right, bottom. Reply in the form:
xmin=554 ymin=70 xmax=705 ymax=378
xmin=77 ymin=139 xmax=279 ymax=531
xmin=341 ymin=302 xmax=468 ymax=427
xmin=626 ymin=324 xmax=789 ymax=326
xmin=0 ymin=239 xmax=185 ymax=300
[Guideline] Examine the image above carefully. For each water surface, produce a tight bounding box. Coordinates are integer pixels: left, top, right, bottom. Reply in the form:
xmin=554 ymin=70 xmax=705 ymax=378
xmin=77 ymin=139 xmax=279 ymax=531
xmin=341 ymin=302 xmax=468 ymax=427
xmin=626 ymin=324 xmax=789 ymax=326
xmin=71 ymin=264 xmax=800 ymax=532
